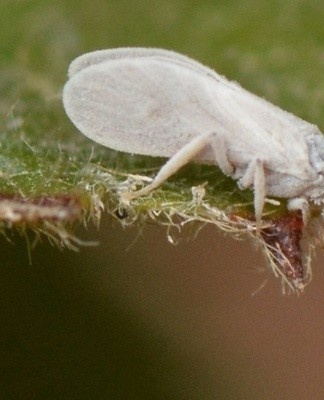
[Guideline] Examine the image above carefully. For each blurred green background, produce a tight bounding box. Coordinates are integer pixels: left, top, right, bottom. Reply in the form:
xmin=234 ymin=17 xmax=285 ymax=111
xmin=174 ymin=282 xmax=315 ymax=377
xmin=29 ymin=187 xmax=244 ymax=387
xmin=2 ymin=1 xmax=324 ymax=399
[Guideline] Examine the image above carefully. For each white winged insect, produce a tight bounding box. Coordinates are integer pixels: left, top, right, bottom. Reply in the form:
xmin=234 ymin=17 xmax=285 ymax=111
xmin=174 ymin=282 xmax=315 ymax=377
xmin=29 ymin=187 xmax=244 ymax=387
xmin=63 ymin=48 xmax=324 ymax=228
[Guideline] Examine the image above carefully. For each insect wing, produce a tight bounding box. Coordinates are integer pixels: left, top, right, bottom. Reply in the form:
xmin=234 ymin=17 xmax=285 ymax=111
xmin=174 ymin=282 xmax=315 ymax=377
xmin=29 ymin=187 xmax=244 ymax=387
xmin=63 ymin=57 xmax=225 ymax=158
xmin=67 ymin=47 xmax=229 ymax=85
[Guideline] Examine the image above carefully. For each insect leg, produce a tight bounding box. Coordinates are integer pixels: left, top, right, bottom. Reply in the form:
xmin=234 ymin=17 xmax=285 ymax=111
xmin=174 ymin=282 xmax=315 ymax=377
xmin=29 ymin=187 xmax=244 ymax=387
xmin=129 ymin=132 xmax=216 ymax=198
xmin=239 ymin=158 xmax=266 ymax=231
xmin=209 ymin=132 xmax=235 ymax=175
xmin=288 ymin=198 xmax=310 ymax=225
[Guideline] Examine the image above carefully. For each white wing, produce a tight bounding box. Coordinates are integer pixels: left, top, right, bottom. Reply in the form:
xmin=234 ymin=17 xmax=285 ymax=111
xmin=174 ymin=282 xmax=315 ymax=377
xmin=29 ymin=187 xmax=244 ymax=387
xmin=63 ymin=48 xmax=321 ymax=179
xmin=67 ymin=47 xmax=231 ymax=85
xmin=64 ymin=56 xmax=225 ymax=156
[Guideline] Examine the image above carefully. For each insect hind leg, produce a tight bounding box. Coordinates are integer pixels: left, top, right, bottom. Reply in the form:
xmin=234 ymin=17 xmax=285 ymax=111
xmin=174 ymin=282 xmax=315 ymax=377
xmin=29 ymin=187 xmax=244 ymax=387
xmin=128 ymin=131 xmax=226 ymax=199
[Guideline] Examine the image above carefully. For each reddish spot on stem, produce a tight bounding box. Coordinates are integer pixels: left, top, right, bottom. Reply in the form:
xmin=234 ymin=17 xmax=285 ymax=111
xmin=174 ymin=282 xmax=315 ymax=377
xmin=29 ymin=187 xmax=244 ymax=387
xmin=261 ymin=211 xmax=305 ymax=289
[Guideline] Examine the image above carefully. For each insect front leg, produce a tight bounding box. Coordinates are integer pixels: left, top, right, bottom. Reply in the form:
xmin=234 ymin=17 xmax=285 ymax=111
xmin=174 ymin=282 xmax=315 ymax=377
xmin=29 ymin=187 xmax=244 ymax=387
xmin=239 ymin=158 xmax=266 ymax=232
xmin=288 ymin=198 xmax=310 ymax=225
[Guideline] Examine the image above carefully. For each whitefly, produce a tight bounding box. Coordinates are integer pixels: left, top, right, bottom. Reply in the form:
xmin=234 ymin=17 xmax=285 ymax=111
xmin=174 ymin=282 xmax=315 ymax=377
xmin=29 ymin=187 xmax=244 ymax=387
xmin=63 ymin=47 xmax=324 ymax=228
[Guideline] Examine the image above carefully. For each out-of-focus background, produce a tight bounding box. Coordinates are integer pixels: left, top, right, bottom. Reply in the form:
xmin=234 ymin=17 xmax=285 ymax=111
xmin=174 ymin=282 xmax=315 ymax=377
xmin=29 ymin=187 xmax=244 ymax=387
xmin=2 ymin=1 xmax=324 ymax=399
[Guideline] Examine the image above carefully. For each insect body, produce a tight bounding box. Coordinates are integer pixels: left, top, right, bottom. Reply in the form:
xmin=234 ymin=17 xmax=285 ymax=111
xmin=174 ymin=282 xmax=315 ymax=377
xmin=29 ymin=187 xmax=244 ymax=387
xmin=63 ymin=48 xmax=324 ymax=227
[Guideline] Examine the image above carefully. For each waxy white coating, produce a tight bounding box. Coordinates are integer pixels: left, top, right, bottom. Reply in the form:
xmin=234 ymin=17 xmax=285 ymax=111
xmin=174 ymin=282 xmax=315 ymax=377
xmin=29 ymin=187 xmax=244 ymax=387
xmin=63 ymin=48 xmax=324 ymax=226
